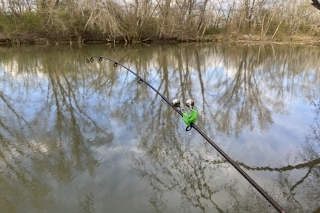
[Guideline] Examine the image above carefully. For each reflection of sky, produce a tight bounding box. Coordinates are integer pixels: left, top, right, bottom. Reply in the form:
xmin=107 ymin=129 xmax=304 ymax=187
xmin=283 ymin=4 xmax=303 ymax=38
xmin=1 ymin=45 xmax=320 ymax=213
xmin=0 ymin=58 xmax=309 ymax=131
xmin=28 ymin=56 xmax=316 ymax=157
xmin=222 ymin=92 xmax=313 ymax=167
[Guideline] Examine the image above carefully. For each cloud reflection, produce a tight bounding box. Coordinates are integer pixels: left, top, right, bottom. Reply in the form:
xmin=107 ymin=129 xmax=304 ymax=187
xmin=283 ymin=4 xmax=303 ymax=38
xmin=0 ymin=43 xmax=320 ymax=212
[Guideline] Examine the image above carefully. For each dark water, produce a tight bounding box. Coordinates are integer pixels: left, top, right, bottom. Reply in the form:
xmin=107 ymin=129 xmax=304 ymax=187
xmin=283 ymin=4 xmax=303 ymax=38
xmin=0 ymin=43 xmax=319 ymax=213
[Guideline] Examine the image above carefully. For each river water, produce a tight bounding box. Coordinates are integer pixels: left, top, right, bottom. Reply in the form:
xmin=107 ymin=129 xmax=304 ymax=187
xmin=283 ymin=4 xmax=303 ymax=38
xmin=0 ymin=43 xmax=319 ymax=213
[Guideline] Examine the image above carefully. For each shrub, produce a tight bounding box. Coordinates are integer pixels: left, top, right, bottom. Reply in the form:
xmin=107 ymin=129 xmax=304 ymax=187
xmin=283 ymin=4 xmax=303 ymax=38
xmin=0 ymin=12 xmax=43 ymax=34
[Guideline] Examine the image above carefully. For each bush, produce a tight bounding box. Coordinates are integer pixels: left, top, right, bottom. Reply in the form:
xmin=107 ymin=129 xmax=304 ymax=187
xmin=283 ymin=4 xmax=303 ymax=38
xmin=0 ymin=14 xmax=11 ymax=32
xmin=0 ymin=12 xmax=43 ymax=34
xmin=19 ymin=12 xmax=43 ymax=32
xmin=204 ymin=28 xmax=220 ymax=35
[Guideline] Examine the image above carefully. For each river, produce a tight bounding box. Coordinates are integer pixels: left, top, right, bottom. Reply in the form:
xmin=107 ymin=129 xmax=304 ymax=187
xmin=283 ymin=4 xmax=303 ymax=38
xmin=0 ymin=43 xmax=319 ymax=213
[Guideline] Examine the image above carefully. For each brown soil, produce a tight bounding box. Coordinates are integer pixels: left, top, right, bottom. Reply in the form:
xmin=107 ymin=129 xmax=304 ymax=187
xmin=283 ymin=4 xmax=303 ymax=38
xmin=1 ymin=32 xmax=320 ymax=46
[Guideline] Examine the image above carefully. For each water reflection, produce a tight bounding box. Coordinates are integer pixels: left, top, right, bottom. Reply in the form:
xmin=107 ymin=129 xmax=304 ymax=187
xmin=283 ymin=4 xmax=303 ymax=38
xmin=0 ymin=43 xmax=320 ymax=212
xmin=131 ymin=136 xmax=278 ymax=212
xmin=78 ymin=192 xmax=95 ymax=213
xmin=0 ymin=46 xmax=114 ymax=212
xmin=277 ymin=97 xmax=320 ymax=213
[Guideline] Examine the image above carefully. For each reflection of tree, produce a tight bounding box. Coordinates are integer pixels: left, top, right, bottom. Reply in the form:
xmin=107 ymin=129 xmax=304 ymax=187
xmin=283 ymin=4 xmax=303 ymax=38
xmin=273 ymin=98 xmax=320 ymax=213
xmin=1 ymin=43 xmax=320 ymax=212
xmin=226 ymin=98 xmax=320 ymax=213
xmin=78 ymin=192 xmax=95 ymax=213
xmin=120 ymin=48 xmax=277 ymax=212
xmin=130 ymin=127 xmax=280 ymax=213
xmin=195 ymin=44 xmax=320 ymax=137
xmin=286 ymin=98 xmax=320 ymax=213
xmin=1 ymin=44 xmax=320 ymax=141
xmin=0 ymin=91 xmax=52 ymax=212
xmin=207 ymin=46 xmax=273 ymax=137
xmin=99 ymin=43 xmax=320 ymax=213
xmin=132 ymin=142 xmax=226 ymax=212
xmin=0 ymin=49 xmax=114 ymax=212
xmin=129 ymin=97 xmax=320 ymax=213
xmin=102 ymin=44 xmax=320 ymax=213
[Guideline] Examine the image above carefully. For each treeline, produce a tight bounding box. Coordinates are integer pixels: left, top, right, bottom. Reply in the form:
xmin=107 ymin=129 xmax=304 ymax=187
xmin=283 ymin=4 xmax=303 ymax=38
xmin=0 ymin=0 xmax=320 ymax=44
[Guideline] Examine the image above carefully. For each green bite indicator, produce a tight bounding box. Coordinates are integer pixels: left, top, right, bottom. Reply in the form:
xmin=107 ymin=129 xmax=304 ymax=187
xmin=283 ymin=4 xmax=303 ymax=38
xmin=182 ymin=109 xmax=198 ymax=126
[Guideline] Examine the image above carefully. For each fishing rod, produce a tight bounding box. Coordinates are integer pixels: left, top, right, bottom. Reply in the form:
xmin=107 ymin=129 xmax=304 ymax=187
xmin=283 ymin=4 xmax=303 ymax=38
xmin=86 ymin=56 xmax=287 ymax=213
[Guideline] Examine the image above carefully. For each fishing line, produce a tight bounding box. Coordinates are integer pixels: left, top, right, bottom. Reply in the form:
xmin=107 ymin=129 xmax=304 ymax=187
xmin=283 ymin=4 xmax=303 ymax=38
xmin=86 ymin=56 xmax=287 ymax=213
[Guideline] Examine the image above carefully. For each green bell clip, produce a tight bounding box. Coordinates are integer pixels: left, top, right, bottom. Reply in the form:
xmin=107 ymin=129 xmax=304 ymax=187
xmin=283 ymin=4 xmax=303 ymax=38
xmin=183 ymin=99 xmax=198 ymax=131
xmin=172 ymin=98 xmax=198 ymax=131
xmin=183 ymin=109 xmax=198 ymax=130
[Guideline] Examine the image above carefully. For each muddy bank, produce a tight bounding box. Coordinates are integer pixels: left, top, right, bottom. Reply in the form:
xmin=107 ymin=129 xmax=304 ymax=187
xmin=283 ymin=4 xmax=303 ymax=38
xmin=0 ymin=32 xmax=218 ymax=45
xmin=1 ymin=32 xmax=320 ymax=46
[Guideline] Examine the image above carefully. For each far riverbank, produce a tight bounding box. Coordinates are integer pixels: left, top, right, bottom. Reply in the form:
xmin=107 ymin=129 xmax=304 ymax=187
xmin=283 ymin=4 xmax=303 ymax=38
xmin=1 ymin=32 xmax=320 ymax=46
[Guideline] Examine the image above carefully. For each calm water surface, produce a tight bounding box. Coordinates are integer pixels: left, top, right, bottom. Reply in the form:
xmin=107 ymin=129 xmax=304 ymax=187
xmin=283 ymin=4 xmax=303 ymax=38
xmin=0 ymin=43 xmax=320 ymax=213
